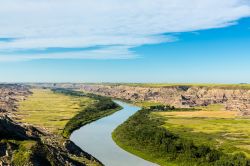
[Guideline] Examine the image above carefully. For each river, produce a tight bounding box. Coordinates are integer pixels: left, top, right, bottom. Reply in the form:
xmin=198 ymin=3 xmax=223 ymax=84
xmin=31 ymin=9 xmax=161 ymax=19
xmin=70 ymin=100 xmax=158 ymax=166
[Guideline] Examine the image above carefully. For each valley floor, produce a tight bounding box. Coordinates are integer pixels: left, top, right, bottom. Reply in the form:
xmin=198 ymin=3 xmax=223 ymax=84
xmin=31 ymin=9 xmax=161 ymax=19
xmin=153 ymin=104 xmax=250 ymax=158
xmin=18 ymin=89 xmax=95 ymax=134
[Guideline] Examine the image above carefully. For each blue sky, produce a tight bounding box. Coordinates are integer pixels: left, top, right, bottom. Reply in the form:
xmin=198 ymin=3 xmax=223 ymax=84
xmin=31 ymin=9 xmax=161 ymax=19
xmin=0 ymin=0 xmax=250 ymax=83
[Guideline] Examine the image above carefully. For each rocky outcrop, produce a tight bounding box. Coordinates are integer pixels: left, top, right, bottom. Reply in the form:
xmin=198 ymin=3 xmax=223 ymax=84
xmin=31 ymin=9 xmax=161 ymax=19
xmin=0 ymin=84 xmax=102 ymax=166
xmin=0 ymin=141 xmax=18 ymax=166
xmin=0 ymin=115 xmax=102 ymax=166
xmin=0 ymin=115 xmax=44 ymax=140
xmin=0 ymin=84 xmax=31 ymax=117
xmin=80 ymin=84 xmax=250 ymax=116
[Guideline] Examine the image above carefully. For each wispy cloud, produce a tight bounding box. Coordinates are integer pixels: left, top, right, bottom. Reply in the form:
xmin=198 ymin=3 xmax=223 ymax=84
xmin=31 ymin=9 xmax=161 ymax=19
xmin=0 ymin=0 xmax=249 ymax=61
xmin=0 ymin=46 xmax=137 ymax=62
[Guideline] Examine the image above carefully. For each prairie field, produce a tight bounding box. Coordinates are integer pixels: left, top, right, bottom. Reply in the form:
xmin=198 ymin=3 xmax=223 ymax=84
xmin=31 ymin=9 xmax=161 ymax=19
xmin=117 ymin=83 xmax=250 ymax=89
xmin=153 ymin=105 xmax=250 ymax=157
xmin=18 ymin=89 xmax=95 ymax=134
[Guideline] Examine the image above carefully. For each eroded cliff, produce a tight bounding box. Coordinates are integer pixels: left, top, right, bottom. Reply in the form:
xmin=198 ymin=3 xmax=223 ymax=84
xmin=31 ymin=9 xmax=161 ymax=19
xmin=80 ymin=84 xmax=250 ymax=116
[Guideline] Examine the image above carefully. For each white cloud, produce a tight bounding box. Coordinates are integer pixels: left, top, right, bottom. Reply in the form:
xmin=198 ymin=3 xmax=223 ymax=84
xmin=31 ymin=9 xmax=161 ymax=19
xmin=0 ymin=46 xmax=137 ymax=62
xmin=0 ymin=0 xmax=249 ymax=60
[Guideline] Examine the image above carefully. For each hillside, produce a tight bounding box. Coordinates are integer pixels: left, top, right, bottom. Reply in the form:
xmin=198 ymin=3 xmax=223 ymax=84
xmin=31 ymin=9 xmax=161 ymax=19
xmin=78 ymin=84 xmax=250 ymax=116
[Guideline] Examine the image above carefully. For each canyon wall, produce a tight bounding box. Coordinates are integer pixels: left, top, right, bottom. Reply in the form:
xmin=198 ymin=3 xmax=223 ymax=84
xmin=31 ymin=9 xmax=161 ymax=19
xmin=80 ymin=84 xmax=250 ymax=116
xmin=0 ymin=84 xmax=31 ymax=117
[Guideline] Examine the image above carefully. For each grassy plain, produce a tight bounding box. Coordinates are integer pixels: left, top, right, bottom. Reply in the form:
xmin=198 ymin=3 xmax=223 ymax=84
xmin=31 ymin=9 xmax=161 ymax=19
xmin=97 ymin=83 xmax=250 ymax=89
xmin=18 ymin=89 xmax=95 ymax=134
xmin=153 ymin=105 xmax=250 ymax=157
xmin=133 ymin=101 xmax=163 ymax=108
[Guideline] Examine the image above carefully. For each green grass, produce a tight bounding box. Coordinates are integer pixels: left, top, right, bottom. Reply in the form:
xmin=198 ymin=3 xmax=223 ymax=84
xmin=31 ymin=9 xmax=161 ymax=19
xmin=63 ymin=105 xmax=122 ymax=138
xmin=133 ymin=101 xmax=164 ymax=108
xmin=53 ymin=89 xmax=122 ymax=138
xmin=112 ymin=133 xmax=178 ymax=166
xmin=154 ymin=108 xmax=250 ymax=157
xmin=195 ymin=104 xmax=226 ymax=112
xmin=94 ymin=83 xmax=250 ymax=89
xmin=18 ymin=89 xmax=95 ymax=134
xmin=12 ymin=140 xmax=37 ymax=166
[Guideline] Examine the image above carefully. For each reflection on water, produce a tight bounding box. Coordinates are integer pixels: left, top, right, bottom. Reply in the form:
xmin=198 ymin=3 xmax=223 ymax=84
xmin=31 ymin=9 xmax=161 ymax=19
xmin=70 ymin=100 xmax=158 ymax=166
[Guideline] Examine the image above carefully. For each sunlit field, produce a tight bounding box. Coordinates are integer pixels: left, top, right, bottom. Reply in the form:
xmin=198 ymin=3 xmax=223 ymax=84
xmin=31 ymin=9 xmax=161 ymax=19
xmin=18 ymin=89 xmax=95 ymax=134
xmin=102 ymin=83 xmax=250 ymax=89
xmin=153 ymin=105 xmax=250 ymax=157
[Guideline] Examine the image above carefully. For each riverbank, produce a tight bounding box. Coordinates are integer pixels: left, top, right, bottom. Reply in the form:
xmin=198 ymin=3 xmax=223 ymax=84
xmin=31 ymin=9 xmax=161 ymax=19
xmin=112 ymin=106 xmax=250 ymax=166
xmin=71 ymin=100 xmax=158 ymax=166
xmin=51 ymin=88 xmax=122 ymax=138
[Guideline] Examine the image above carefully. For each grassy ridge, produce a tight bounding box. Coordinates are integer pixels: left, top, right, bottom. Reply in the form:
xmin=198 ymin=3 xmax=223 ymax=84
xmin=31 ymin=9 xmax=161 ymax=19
xmin=51 ymin=88 xmax=122 ymax=138
xmin=113 ymin=106 xmax=250 ymax=166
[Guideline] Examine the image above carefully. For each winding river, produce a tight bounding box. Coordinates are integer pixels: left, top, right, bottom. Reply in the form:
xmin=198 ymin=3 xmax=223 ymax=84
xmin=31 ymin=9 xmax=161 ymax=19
xmin=70 ymin=100 xmax=158 ymax=166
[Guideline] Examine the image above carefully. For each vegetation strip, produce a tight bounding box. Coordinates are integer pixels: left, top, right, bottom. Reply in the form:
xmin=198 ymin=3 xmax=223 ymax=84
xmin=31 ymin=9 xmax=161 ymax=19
xmin=113 ymin=105 xmax=250 ymax=166
xmin=52 ymin=88 xmax=122 ymax=138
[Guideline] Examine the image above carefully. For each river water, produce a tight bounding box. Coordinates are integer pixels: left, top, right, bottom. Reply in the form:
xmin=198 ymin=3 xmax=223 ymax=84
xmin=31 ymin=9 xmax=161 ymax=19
xmin=70 ymin=100 xmax=158 ymax=166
